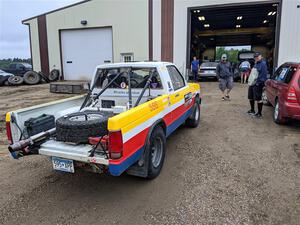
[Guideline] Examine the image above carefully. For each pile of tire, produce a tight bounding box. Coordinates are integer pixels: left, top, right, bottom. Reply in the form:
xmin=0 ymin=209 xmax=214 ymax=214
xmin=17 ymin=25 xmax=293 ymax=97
xmin=56 ymin=110 xmax=113 ymax=143
xmin=1 ymin=69 xmax=60 ymax=86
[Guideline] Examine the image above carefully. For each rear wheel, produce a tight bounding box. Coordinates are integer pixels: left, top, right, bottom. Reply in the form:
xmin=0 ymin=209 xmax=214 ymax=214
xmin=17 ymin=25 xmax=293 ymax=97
xmin=146 ymin=126 xmax=166 ymax=179
xmin=273 ymin=99 xmax=286 ymax=124
xmin=185 ymin=100 xmax=200 ymax=128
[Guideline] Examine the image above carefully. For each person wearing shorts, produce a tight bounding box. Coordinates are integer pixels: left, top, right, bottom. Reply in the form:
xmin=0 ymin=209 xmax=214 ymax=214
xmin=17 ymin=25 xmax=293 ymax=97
xmin=247 ymin=52 xmax=268 ymax=118
xmin=216 ymin=54 xmax=233 ymax=101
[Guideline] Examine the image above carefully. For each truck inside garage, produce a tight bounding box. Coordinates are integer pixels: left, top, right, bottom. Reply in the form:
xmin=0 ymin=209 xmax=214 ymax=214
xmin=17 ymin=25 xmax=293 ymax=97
xmin=187 ymin=2 xmax=279 ymax=75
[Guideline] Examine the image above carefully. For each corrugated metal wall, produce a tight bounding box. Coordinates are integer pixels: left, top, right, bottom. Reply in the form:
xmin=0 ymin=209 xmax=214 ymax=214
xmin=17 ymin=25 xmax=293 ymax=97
xmin=278 ymin=0 xmax=300 ymax=66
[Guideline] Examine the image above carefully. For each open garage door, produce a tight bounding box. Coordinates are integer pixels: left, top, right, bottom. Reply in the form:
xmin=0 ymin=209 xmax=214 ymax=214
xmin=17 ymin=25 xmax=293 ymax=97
xmin=187 ymin=2 xmax=280 ymax=77
xmin=61 ymin=27 xmax=113 ymax=80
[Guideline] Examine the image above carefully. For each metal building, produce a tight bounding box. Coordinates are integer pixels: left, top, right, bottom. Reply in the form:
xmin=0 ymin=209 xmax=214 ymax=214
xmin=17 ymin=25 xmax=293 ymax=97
xmin=22 ymin=0 xmax=300 ymax=80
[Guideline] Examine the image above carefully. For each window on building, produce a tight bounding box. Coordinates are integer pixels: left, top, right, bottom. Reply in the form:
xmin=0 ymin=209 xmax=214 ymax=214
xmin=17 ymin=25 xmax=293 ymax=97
xmin=121 ymin=53 xmax=134 ymax=62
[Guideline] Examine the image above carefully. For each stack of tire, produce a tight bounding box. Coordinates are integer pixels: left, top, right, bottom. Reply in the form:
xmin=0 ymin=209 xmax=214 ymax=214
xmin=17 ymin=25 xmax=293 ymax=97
xmin=1 ymin=69 xmax=60 ymax=86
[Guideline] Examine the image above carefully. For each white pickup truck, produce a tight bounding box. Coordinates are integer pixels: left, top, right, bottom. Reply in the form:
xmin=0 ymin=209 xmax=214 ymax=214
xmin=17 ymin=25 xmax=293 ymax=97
xmin=6 ymin=62 xmax=201 ymax=179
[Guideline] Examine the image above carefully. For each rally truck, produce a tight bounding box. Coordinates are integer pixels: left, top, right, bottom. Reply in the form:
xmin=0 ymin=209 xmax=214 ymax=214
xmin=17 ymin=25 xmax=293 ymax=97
xmin=6 ymin=62 xmax=201 ymax=179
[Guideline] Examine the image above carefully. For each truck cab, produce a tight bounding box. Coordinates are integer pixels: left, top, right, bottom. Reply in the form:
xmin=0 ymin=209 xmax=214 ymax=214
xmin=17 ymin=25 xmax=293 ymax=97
xmin=6 ymin=62 xmax=201 ymax=179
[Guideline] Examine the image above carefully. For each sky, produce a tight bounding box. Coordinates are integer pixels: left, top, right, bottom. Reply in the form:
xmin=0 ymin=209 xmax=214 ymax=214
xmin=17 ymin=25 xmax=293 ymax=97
xmin=0 ymin=0 xmax=81 ymax=59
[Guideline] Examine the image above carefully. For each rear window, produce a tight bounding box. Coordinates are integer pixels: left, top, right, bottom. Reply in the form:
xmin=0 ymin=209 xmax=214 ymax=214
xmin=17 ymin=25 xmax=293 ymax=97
xmin=94 ymin=67 xmax=162 ymax=89
xmin=275 ymin=66 xmax=297 ymax=84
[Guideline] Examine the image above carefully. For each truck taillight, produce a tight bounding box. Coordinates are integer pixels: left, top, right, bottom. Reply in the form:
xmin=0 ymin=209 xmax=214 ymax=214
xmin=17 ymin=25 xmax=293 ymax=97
xmin=108 ymin=131 xmax=123 ymax=159
xmin=6 ymin=121 xmax=12 ymax=144
xmin=286 ymin=86 xmax=297 ymax=103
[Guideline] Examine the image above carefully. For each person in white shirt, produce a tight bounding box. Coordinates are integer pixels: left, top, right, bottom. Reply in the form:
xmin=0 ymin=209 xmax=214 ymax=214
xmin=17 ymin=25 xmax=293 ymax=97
xmin=239 ymin=60 xmax=251 ymax=83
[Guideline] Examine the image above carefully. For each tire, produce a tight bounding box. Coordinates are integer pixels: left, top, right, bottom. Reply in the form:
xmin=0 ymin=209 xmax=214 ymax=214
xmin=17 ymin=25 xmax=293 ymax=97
xmin=185 ymin=100 xmax=200 ymax=128
xmin=23 ymin=71 xmax=41 ymax=85
xmin=56 ymin=110 xmax=113 ymax=143
xmin=146 ymin=126 xmax=166 ymax=179
xmin=49 ymin=69 xmax=59 ymax=81
xmin=273 ymin=99 xmax=286 ymax=124
xmin=262 ymin=88 xmax=271 ymax=106
xmin=8 ymin=76 xmax=23 ymax=85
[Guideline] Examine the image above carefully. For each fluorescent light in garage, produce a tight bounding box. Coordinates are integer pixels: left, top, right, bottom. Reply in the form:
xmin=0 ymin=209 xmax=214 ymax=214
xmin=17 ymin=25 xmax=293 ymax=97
xmin=204 ymin=24 xmax=210 ymax=27
xmin=268 ymin=11 xmax=276 ymax=16
xmin=237 ymin=16 xmax=243 ymax=20
xmin=236 ymin=25 xmax=241 ymax=28
xmin=268 ymin=11 xmax=272 ymax=16
xmin=198 ymin=16 xmax=205 ymax=21
xmin=263 ymin=20 xmax=268 ymax=24
xmin=272 ymin=11 xmax=276 ymax=15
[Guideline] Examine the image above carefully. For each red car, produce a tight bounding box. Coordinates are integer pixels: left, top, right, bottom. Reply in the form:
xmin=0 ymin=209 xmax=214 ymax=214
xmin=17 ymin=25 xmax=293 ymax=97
xmin=264 ymin=62 xmax=300 ymax=124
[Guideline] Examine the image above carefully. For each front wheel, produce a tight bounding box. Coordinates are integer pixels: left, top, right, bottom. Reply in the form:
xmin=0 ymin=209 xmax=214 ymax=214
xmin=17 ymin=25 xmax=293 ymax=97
xmin=262 ymin=88 xmax=271 ymax=106
xmin=146 ymin=126 xmax=166 ymax=179
xmin=185 ymin=100 xmax=200 ymax=128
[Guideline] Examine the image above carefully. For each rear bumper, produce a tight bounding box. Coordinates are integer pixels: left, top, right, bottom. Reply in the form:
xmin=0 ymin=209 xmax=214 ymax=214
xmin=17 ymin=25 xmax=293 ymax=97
xmin=39 ymin=140 xmax=109 ymax=165
xmin=283 ymin=102 xmax=300 ymax=119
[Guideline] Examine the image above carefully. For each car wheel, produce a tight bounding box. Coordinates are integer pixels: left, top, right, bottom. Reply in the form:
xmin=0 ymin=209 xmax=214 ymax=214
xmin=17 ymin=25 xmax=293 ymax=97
xmin=185 ymin=99 xmax=200 ymax=128
xmin=146 ymin=126 xmax=166 ymax=179
xmin=8 ymin=76 xmax=23 ymax=85
xmin=273 ymin=99 xmax=285 ymax=124
xmin=23 ymin=71 xmax=41 ymax=85
xmin=262 ymin=88 xmax=271 ymax=106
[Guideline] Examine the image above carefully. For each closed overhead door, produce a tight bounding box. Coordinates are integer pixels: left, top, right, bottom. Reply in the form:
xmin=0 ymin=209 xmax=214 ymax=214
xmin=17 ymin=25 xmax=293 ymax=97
xmin=61 ymin=28 xmax=113 ymax=80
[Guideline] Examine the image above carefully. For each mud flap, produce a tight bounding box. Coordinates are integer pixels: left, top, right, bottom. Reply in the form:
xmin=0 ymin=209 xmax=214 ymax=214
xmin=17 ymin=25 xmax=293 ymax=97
xmin=126 ymin=145 xmax=149 ymax=178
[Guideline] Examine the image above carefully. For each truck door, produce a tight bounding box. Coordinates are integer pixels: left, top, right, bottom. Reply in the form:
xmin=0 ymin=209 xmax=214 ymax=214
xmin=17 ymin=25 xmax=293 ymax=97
xmin=166 ymin=65 xmax=194 ymax=133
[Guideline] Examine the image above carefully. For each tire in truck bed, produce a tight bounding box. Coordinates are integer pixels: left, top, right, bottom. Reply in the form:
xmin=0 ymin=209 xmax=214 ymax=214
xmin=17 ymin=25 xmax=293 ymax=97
xmin=56 ymin=111 xmax=113 ymax=143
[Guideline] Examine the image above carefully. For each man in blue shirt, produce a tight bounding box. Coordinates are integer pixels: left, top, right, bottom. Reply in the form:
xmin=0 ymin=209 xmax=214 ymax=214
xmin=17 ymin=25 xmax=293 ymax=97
xmin=191 ymin=56 xmax=200 ymax=81
xmin=247 ymin=52 xmax=268 ymax=118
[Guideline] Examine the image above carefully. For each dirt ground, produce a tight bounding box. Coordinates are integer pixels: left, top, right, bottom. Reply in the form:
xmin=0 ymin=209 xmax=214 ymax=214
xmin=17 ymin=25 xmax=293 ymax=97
xmin=0 ymin=82 xmax=299 ymax=225
xmin=0 ymin=84 xmax=78 ymax=154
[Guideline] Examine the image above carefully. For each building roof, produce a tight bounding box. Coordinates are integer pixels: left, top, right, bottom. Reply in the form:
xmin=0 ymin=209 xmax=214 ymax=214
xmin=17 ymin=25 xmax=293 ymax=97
xmin=22 ymin=0 xmax=91 ymax=23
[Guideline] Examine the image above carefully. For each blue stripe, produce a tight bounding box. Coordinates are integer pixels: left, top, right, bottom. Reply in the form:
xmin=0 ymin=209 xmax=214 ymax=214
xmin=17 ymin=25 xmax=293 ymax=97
xmin=166 ymin=106 xmax=193 ymax=137
xmin=109 ymin=147 xmax=144 ymax=176
xmin=109 ymin=107 xmax=193 ymax=176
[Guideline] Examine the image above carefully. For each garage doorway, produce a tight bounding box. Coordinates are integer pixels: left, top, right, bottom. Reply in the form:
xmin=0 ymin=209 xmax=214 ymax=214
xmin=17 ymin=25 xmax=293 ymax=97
xmin=60 ymin=27 xmax=113 ymax=80
xmin=187 ymin=1 xmax=281 ymax=75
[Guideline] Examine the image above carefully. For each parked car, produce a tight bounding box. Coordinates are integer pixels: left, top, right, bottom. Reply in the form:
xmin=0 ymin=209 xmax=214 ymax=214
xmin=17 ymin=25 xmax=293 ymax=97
xmin=1 ymin=63 xmax=32 ymax=76
xmin=199 ymin=62 xmax=218 ymax=80
xmin=264 ymin=62 xmax=300 ymax=124
xmin=6 ymin=62 xmax=201 ymax=179
xmin=0 ymin=69 xmax=14 ymax=86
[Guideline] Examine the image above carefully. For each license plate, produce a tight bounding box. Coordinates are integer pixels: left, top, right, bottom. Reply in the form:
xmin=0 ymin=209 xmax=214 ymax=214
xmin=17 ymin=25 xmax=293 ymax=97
xmin=205 ymin=70 xmax=214 ymax=74
xmin=52 ymin=157 xmax=74 ymax=173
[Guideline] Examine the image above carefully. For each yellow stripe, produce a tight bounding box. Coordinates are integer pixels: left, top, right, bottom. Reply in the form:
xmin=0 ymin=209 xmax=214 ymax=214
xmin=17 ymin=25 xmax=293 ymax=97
xmin=108 ymin=95 xmax=169 ymax=133
xmin=5 ymin=112 xmax=11 ymax=122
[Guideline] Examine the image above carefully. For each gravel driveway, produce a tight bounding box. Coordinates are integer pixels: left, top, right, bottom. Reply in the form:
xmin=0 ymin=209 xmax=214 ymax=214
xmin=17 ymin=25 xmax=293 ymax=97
xmin=0 ymin=82 xmax=299 ymax=225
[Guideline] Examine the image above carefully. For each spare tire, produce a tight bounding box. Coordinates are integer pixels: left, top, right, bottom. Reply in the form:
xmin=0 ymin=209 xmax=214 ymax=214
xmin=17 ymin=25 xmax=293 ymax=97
xmin=56 ymin=110 xmax=113 ymax=143
xmin=23 ymin=71 xmax=41 ymax=85
xmin=49 ymin=69 xmax=59 ymax=81
xmin=8 ymin=76 xmax=23 ymax=85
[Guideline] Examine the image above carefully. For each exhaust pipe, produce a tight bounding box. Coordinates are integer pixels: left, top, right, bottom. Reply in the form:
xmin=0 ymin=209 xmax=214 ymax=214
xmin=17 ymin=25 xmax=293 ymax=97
xmin=8 ymin=128 xmax=56 ymax=159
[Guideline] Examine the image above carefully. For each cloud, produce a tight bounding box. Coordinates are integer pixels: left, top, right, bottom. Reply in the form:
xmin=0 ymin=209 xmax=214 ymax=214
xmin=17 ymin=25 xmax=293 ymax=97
xmin=0 ymin=0 xmax=80 ymax=59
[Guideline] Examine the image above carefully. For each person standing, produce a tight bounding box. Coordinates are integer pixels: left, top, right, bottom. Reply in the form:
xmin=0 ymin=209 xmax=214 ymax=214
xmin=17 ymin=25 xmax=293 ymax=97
xmin=216 ymin=54 xmax=233 ymax=101
xmin=239 ymin=60 xmax=251 ymax=84
xmin=191 ymin=56 xmax=200 ymax=81
xmin=247 ymin=52 xmax=268 ymax=118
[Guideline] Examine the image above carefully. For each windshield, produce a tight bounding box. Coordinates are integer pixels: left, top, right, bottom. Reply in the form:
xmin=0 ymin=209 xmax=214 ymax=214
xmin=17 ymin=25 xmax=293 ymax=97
xmin=22 ymin=63 xmax=32 ymax=69
xmin=94 ymin=67 xmax=163 ymax=89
